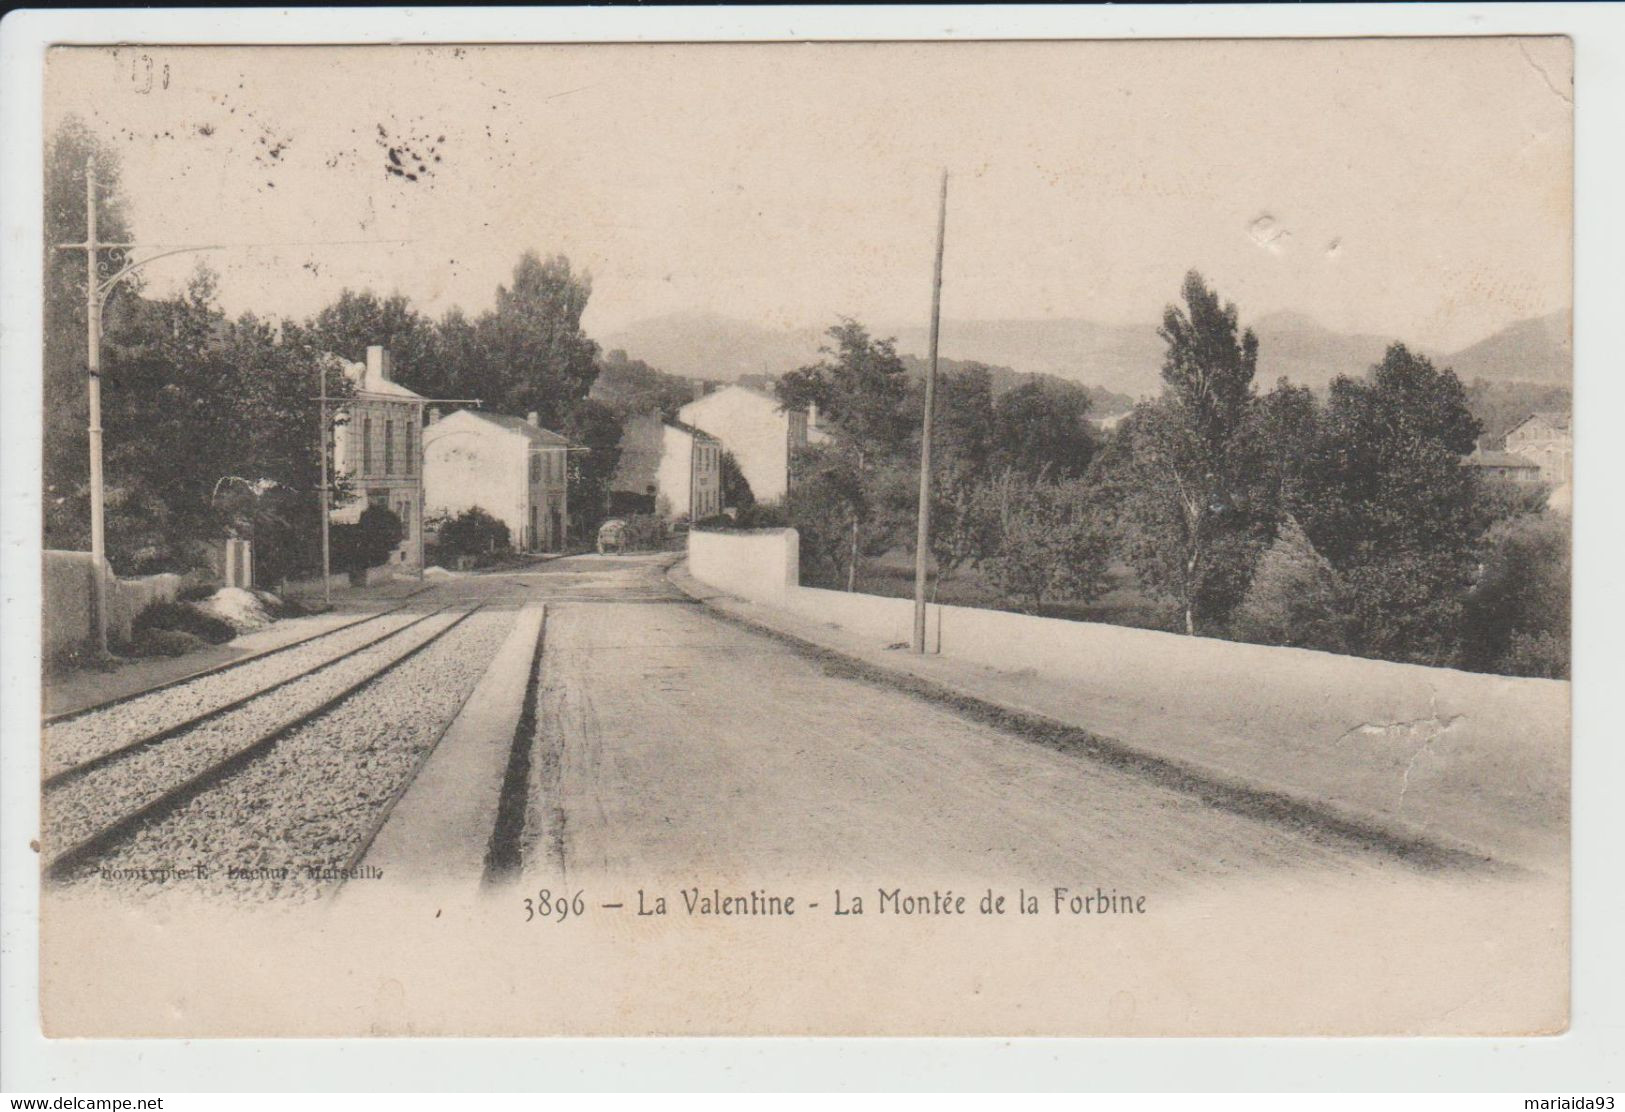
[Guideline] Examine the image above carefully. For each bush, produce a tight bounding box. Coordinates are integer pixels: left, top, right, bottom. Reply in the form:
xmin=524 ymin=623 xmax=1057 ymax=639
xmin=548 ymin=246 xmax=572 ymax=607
xmin=1459 ymin=512 xmax=1569 ymax=678
xmin=330 ymin=505 xmax=405 ymax=574
xmin=130 ymin=627 xmax=206 ymax=658
xmin=132 ymin=600 xmax=236 ymax=645
xmin=432 ymin=507 xmax=511 ymax=560
xmin=1231 ymin=515 xmax=1352 ymax=652
xmin=620 ymin=514 xmax=668 ymax=551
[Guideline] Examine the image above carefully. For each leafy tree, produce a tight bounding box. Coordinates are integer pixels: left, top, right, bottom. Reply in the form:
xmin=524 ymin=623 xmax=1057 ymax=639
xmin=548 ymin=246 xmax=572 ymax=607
xmin=1297 ymin=343 xmax=1485 ymax=664
xmin=777 ymin=320 xmax=912 ymax=589
xmin=1231 ymin=514 xmax=1351 ymax=652
xmin=308 ymin=289 xmax=444 ymax=397
xmin=477 ymin=252 xmax=600 ymax=427
xmin=719 ymin=450 xmax=755 ymax=510
xmin=1459 ymin=512 xmax=1569 ymax=678
xmin=561 ymin=398 xmax=623 ymax=533
xmin=989 ymin=378 xmax=1097 ymax=480
xmin=974 ymin=473 xmax=1113 ymax=615
xmin=594 ymin=349 xmax=697 ymax=421
xmin=432 ymin=506 xmax=511 ymax=561
xmin=44 ymin=117 xmax=139 ymax=551
xmin=781 ymin=447 xmax=874 ymax=589
xmin=1106 ymin=271 xmax=1264 ymax=635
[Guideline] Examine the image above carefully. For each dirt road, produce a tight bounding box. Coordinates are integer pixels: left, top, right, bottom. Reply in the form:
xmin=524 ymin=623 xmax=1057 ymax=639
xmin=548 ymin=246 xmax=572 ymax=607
xmin=519 ymin=553 xmax=1420 ymax=890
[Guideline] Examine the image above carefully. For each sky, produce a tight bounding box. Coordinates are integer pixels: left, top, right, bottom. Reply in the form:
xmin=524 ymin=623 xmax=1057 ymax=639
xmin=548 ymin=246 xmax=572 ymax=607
xmin=45 ymin=38 xmax=1572 ymax=351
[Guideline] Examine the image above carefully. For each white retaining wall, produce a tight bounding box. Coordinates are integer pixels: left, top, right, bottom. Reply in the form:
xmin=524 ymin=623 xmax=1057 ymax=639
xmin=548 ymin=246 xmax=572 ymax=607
xmin=685 ymin=528 xmax=1570 ymax=868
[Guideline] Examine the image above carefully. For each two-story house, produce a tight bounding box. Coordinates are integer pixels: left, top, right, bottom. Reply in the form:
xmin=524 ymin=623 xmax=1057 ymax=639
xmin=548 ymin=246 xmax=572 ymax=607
xmin=677 ymin=384 xmax=810 ymax=505
xmin=610 ymin=412 xmax=722 ymax=521
xmin=1503 ymin=412 xmax=1572 ymax=488
xmin=330 ymin=345 xmax=427 ymax=570
xmin=422 ymin=409 xmax=571 ymax=552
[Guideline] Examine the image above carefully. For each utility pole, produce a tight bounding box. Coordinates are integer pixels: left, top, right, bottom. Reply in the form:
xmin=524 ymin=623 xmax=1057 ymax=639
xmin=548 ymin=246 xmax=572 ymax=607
xmin=912 ymin=170 xmax=949 ymax=655
xmin=54 ymin=157 xmax=219 ymax=654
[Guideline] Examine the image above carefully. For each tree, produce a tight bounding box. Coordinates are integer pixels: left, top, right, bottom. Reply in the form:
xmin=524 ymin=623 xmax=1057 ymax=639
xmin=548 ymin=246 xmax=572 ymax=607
xmin=719 ymin=450 xmax=755 ymax=511
xmin=1106 ymin=271 xmax=1264 ymax=635
xmin=1296 ymin=343 xmax=1485 ymax=664
xmin=1231 ymin=514 xmax=1351 ymax=652
xmin=1458 ymin=512 xmax=1569 ymax=678
xmin=777 ymin=320 xmax=912 ymax=590
xmin=989 ymin=379 xmax=1097 ymax=480
xmin=593 ymin=349 xmax=697 ymax=421
xmin=432 ymin=506 xmax=511 ymax=561
xmin=44 ymin=118 xmax=139 ymax=551
xmin=477 ymin=252 xmax=600 ymax=427
xmin=561 ymin=398 xmax=623 ymax=533
xmin=308 ymin=289 xmax=444 ymax=397
xmin=974 ymin=473 xmax=1113 ymax=615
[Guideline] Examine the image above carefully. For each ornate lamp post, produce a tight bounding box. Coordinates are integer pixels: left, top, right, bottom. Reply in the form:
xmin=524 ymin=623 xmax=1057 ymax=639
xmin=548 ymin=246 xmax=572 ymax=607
xmin=54 ymin=156 xmax=219 ymax=654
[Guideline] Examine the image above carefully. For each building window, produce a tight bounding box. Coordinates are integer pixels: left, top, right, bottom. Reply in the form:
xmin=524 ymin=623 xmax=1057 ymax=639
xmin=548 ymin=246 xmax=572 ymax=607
xmin=530 ymin=452 xmax=542 ymax=484
xmin=361 ymin=415 xmax=372 ymax=476
xmin=404 ymin=418 xmax=414 ymax=476
xmin=384 ymin=418 xmax=395 ymax=475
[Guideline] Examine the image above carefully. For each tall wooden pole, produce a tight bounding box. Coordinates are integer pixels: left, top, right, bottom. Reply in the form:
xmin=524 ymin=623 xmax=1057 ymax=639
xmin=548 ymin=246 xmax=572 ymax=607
xmin=85 ymin=158 xmax=109 ymax=656
xmin=912 ymin=170 xmax=948 ymax=655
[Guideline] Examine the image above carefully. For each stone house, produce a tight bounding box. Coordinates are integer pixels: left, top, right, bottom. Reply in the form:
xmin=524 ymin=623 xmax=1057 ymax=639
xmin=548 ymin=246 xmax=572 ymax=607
xmin=330 ymin=346 xmax=427 ymax=570
xmin=677 ymin=384 xmax=810 ymax=505
xmin=1503 ymin=412 xmax=1572 ymax=488
xmin=610 ymin=412 xmax=723 ymax=521
xmin=422 ymin=409 xmax=571 ymax=553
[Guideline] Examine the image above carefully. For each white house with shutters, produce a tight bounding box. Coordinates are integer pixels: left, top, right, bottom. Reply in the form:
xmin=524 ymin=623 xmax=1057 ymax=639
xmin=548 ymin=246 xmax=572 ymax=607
xmin=330 ymin=345 xmax=427 ymax=570
xmin=422 ymin=409 xmax=571 ymax=552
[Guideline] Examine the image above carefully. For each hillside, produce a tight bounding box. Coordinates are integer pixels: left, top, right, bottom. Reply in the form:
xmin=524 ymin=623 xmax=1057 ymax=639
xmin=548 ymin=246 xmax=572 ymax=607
xmin=599 ymin=307 xmax=1573 ymax=404
xmin=1442 ymin=309 xmax=1572 ymax=386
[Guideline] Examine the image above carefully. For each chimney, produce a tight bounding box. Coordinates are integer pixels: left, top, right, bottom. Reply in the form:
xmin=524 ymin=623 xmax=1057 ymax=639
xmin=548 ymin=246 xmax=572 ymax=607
xmin=807 ymin=402 xmax=821 ymax=428
xmin=428 ymin=406 xmax=442 ymax=425
xmin=527 ymin=411 xmax=540 ymax=427
xmin=366 ymin=345 xmax=393 ymax=385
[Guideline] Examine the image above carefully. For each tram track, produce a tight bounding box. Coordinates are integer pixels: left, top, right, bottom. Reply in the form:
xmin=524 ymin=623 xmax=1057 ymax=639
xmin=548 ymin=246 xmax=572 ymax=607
xmin=43 ymin=603 xmax=455 ymax=788
xmin=43 ymin=601 xmax=487 ymax=883
xmin=42 ymin=590 xmax=433 ymax=729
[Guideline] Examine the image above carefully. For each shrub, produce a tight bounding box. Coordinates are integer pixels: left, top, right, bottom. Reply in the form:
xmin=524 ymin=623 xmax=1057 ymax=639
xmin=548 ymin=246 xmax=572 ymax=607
xmin=1231 ymin=515 xmax=1352 ymax=652
xmin=1459 ymin=512 xmax=1569 ymax=678
xmin=131 ymin=627 xmax=206 ymax=658
xmin=132 ymin=600 xmax=236 ymax=645
xmin=620 ymin=514 xmax=668 ymax=551
xmin=330 ymin=505 xmax=405 ymax=574
xmin=432 ymin=507 xmax=511 ymax=560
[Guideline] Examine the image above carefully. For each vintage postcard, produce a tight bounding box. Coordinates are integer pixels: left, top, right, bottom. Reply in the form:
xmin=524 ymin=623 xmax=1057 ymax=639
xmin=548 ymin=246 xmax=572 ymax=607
xmin=32 ymin=36 xmax=1570 ymax=1037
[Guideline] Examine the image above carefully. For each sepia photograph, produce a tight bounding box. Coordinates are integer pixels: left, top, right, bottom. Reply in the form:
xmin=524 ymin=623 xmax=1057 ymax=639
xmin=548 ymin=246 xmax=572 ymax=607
xmin=22 ymin=31 xmax=1576 ymax=1041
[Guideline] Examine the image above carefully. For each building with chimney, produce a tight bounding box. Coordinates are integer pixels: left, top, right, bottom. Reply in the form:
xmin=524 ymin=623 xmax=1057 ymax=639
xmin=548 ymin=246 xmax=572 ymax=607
xmin=610 ymin=412 xmax=723 ymax=521
xmin=330 ymin=345 xmax=428 ymax=570
xmin=677 ymin=384 xmax=810 ymax=505
xmin=422 ymin=409 xmax=571 ymax=552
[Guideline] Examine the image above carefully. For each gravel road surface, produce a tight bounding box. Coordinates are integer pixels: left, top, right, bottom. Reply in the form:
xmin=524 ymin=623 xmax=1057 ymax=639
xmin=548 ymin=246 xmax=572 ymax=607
xmin=519 ymin=554 xmax=1417 ymax=890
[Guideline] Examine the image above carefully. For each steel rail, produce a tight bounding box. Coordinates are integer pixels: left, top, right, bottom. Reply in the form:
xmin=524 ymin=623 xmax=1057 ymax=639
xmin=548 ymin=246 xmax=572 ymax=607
xmin=43 ymin=602 xmax=487 ymax=882
xmin=42 ymin=585 xmax=436 ymax=727
xmin=42 ymin=603 xmax=455 ymax=790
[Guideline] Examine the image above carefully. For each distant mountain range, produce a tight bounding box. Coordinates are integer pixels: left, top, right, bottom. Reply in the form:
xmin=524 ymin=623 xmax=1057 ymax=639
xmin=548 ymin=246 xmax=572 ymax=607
xmin=599 ymin=307 xmax=1572 ymax=402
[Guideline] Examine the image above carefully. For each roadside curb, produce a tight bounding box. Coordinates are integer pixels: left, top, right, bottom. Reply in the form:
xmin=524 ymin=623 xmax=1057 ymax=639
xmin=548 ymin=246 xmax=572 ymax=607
xmin=666 ymin=560 xmax=1517 ymax=875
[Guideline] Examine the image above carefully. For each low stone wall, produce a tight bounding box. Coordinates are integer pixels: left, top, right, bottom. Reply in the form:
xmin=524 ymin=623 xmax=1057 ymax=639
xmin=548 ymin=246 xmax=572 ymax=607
xmin=687 ymin=528 xmax=800 ymax=605
xmin=43 ymin=550 xmax=188 ymax=658
xmin=685 ymin=528 xmax=1570 ymax=868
